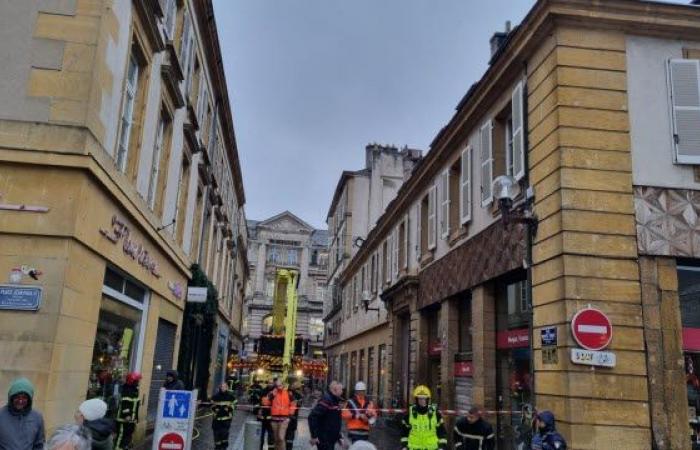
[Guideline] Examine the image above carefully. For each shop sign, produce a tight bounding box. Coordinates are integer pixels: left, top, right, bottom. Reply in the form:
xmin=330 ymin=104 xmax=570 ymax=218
xmin=571 ymin=307 xmax=612 ymax=351
xmin=570 ymin=348 xmax=616 ymax=368
xmin=683 ymin=328 xmax=700 ymax=351
xmin=454 ymin=361 xmax=473 ymax=377
xmin=186 ymin=287 xmax=207 ymax=303
xmin=100 ymin=215 xmax=161 ymax=278
xmin=0 ymin=284 xmax=42 ymax=311
xmin=428 ymin=341 xmax=442 ymax=356
xmin=497 ymin=328 xmax=529 ymax=349
xmin=168 ymin=281 xmax=183 ymax=300
xmin=152 ymin=389 xmax=197 ymax=450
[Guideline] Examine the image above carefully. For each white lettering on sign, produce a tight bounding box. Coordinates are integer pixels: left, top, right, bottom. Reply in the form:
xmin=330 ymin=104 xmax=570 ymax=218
xmin=570 ymin=348 xmax=616 ymax=368
xmin=161 ymin=444 xmax=182 ymax=450
xmin=577 ymin=325 xmax=607 ymax=334
xmin=100 ymin=215 xmax=161 ymax=278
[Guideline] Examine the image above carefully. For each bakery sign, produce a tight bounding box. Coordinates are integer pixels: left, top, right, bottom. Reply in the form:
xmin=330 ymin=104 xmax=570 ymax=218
xmin=100 ymin=215 xmax=161 ymax=278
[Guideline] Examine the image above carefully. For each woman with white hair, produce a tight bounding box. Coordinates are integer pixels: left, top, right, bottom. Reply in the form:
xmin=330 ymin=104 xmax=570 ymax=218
xmin=46 ymin=424 xmax=91 ymax=450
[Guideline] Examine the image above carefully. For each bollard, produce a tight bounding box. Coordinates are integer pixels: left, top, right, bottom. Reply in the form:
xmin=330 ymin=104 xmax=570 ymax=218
xmin=243 ymin=419 xmax=262 ymax=450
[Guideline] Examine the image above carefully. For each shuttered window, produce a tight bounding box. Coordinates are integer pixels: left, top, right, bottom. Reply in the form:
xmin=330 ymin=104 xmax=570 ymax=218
xmin=512 ymin=81 xmax=525 ymax=180
xmin=428 ymin=185 xmax=437 ymax=250
xmin=460 ymin=147 xmax=472 ymax=224
xmin=439 ymin=170 xmax=450 ymax=239
xmin=669 ymin=59 xmax=700 ymax=164
xmin=392 ymin=228 xmax=399 ymax=279
xmin=480 ymin=120 xmax=494 ymax=206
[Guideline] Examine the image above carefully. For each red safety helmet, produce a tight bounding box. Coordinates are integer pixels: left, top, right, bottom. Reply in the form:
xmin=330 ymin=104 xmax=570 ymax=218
xmin=126 ymin=372 xmax=142 ymax=385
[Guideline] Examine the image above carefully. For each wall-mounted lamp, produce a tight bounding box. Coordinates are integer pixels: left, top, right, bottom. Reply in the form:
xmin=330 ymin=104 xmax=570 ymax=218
xmin=493 ymin=175 xmax=538 ymax=236
xmin=361 ymin=290 xmax=380 ymax=316
xmin=353 ymin=236 xmax=366 ymax=248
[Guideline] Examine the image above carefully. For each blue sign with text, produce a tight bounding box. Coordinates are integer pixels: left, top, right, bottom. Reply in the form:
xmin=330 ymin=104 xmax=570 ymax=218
xmin=162 ymin=391 xmax=191 ymax=419
xmin=0 ymin=285 xmax=42 ymax=311
xmin=541 ymin=326 xmax=557 ymax=347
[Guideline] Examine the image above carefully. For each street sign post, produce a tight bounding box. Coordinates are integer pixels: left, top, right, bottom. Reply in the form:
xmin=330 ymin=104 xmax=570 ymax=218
xmin=152 ymin=389 xmax=197 ymax=450
xmin=571 ymin=308 xmax=612 ymax=351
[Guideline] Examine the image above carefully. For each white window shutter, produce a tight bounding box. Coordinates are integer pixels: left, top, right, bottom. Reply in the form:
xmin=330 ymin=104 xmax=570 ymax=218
xmin=402 ymin=215 xmax=409 ymax=269
xmin=460 ymin=146 xmax=472 ymax=224
xmin=440 ymin=170 xmax=450 ymax=239
xmin=669 ymin=59 xmax=700 ymax=164
xmin=428 ymin=185 xmax=437 ymax=250
xmin=480 ymin=120 xmax=494 ymax=206
xmin=512 ymin=81 xmax=525 ymax=180
xmin=416 ymin=202 xmax=422 ymax=261
xmin=392 ymin=228 xmax=399 ymax=278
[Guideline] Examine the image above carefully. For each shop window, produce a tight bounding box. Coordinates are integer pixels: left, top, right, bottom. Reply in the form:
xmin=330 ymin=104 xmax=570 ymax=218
xmin=87 ymin=269 xmax=148 ymax=418
xmin=350 ymin=351 xmax=358 ymax=392
xmin=359 ymin=349 xmax=366 ymax=386
xmin=378 ymin=344 xmax=386 ymax=407
xmin=458 ymin=296 xmax=472 ymax=354
xmin=495 ymin=278 xmax=531 ymax=450
xmin=367 ymin=347 xmax=375 ymax=398
xmin=679 ymin=266 xmax=700 ymax=442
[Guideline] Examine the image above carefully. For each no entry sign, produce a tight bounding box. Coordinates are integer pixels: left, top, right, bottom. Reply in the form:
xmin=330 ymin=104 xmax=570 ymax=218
xmin=571 ymin=308 xmax=612 ymax=351
xmin=158 ymin=433 xmax=184 ymax=450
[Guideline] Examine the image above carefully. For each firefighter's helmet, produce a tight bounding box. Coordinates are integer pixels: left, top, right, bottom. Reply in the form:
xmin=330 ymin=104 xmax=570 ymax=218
xmin=126 ymin=372 xmax=142 ymax=385
xmin=413 ymin=385 xmax=431 ymax=399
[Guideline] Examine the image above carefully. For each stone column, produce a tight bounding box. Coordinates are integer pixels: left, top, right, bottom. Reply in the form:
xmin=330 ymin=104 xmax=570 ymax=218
xmin=471 ymin=283 xmax=496 ymax=413
xmin=440 ymin=297 xmax=459 ymax=410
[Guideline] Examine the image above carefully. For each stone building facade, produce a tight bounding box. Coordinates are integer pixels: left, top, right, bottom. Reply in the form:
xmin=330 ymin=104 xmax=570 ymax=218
xmin=323 ymin=144 xmax=421 ymax=404
xmin=333 ymin=1 xmax=700 ymax=448
xmin=243 ymin=212 xmax=328 ymax=358
xmin=0 ymin=0 xmax=248 ymax=439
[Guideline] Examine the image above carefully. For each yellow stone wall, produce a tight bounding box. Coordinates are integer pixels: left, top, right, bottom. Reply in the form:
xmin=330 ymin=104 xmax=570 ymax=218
xmin=529 ymin=26 xmax=651 ymax=448
xmin=0 ymin=162 xmax=186 ymax=434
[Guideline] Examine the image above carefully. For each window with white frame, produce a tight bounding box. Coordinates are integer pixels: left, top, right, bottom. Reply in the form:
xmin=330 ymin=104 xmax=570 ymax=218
xmin=480 ymin=120 xmax=494 ymax=206
xmin=428 ymin=185 xmax=437 ymax=250
xmin=668 ymin=59 xmax=700 ymax=163
xmin=146 ymin=114 xmax=166 ymax=209
xmin=511 ymin=81 xmax=525 ymax=180
xmin=116 ymin=54 xmax=139 ymax=172
xmin=439 ymin=170 xmax=450 ymax=239
xmin=460 ymin=147 xmax=472 ymax=224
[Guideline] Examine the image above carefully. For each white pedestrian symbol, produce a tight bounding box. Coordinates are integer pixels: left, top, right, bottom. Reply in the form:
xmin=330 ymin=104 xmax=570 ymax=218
xmin=179 ymin=403 xmax=186 ymax=417
xmin=167 ymin=395 xmax=178 ymax=417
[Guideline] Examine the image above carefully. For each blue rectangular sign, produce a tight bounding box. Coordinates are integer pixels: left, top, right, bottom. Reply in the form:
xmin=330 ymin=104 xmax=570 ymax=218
xmin=162 ymin=391 xmax=192 ymax=419
xmin=541 ymin=326 xmax=557 ymax=347
xmin=0 ymin=285 xmax=42 ymax=311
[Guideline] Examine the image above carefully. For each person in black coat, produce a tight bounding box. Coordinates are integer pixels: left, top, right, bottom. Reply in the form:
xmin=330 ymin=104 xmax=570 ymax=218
xmin=211 ymin=383 xmax=237 ymax=450
xmin=284 ymin=382 xmax=303 ymax=450
xmin=308 ymin=381 xmax=345 ymax=450
xmin=164 ymin=370 xmax=185 ymax=390
xmin=453 ymin=406 xmax=495 ymax=450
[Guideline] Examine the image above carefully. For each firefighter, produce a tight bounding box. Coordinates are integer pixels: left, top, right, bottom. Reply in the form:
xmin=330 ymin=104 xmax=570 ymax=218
xmin=211 ymin=382 xmax=237 ymax=450
xmin=227 ymin=372 xmax=240 ymax=394
xmin=114 ymin=372 xmax=141 ymax=450
xmin=284 ymin=381 xmax=303 ymax=450
xmin=261 ymin=378 xmax=297 ymax=450
xmin=453 ymin=406 xmax=495 ymax=450
xmin=257 ymin=378 xmax=276 ymax=450
xmin=400 ymin=385 xmax=447 ymax=450
xmin=342 ymin=381 xmax=377 ymax=443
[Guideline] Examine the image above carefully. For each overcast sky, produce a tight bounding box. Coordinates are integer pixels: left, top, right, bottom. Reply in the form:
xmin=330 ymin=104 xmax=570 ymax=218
xmin=212 ymin=0 xmax=682 ymax=229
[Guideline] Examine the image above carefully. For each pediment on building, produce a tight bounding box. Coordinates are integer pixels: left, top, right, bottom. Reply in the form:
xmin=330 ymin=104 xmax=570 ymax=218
xmin=258 ymin=211 xmax=314 ymax=234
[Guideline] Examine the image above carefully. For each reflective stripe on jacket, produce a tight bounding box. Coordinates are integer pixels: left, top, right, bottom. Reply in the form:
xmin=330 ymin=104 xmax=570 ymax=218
xmin=341 ymin=395 xmax=376 ymax=432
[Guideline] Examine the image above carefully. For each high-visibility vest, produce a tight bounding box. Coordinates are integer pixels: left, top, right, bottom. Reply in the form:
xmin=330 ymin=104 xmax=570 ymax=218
xmin=262 ymin=388 xmax=296 ymax=417
xmin=342 ymin=396 xmax=376 ymax=432
xmin=407 ymin=405 xmax=440 ymax=450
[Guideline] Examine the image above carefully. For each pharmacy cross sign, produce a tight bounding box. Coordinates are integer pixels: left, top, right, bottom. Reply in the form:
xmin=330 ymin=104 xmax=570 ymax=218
xmin=571 ymin=307 xmax=613 ymax=351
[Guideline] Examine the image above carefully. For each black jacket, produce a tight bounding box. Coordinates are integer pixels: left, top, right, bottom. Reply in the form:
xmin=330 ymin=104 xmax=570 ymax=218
xmin=307 ymin=391 xmax=342 ymax=444
xmin=84 ymin=418 xmax=114 ymax=450
xmin=453 ymin=417 xmax=495 ymax=450
xmin=211 ymin=390 xmax=237 ymax=423
xmin=164 ymin=371 xmax=185 ymax=390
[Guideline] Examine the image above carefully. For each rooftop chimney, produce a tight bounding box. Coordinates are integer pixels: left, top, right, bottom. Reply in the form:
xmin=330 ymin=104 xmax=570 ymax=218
xmin=490 ymin=20 xmax=512 ymax=57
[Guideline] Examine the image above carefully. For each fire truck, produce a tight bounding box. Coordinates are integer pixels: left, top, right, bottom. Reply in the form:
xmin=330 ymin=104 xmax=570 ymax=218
xmin=232 ymin=269 xmax=327 ymax=383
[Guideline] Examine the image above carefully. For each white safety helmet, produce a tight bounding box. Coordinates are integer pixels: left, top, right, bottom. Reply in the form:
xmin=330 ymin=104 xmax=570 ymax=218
xmin=355 ymin=381 xmax=367 ymax=391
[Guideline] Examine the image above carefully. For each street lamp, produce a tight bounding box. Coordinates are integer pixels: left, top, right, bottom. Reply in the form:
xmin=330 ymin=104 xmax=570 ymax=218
xmin=361 ymin=290 xmax=380 ymax=316
xmin=492 ymin=175 xmax=537 ymax=235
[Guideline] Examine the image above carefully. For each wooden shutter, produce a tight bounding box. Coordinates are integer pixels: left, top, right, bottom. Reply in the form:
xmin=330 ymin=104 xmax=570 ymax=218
xmin=512 ymin=81 xmax=525 ymax=180
xmin=460 ymin=146 xmax=472 ymax=224
xmin=480 ymin=120 xmax=494 ymax=206
xmin=440 ymin=170 xmax=450 ymax=239
xmin=669 ymin=59 xmax=700 ymax=163
xmin=428 ymin=185 xmax=437 ymax=250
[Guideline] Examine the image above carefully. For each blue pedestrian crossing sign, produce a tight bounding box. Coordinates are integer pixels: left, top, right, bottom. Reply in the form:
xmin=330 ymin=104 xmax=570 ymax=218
xmin=163 ymin=391 xmax=192 ymax=419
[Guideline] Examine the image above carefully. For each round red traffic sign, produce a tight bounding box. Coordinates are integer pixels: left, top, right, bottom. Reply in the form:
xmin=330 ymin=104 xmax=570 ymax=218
xmin=158 ymin=433 xmax=184 ymax=450
xmin=571 ymin=308 xmax=612 ymax=351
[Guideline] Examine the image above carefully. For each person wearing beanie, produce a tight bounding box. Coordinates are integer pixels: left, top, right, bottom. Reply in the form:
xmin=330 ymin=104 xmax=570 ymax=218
xmin=163 ymin=370 xmax=185 ymax=391
xmin=0 ymin=377 xmax=45 ymax=450
xmin=75 ymin=399 xmax=114 ymax=450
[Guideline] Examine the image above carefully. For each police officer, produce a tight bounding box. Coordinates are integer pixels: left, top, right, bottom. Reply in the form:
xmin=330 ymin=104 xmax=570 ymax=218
xmin=531 ymin=411 xmax=567 ymax=450
xmin=114 ymin=372 xmax=141 ymax=450
xmin=211 ymin=382 xmax=237 ymax=450
xmin=400 ymin=385 xmax=447 ymax=450
xmin=453 ymin=406 xmax=495 ymax=450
